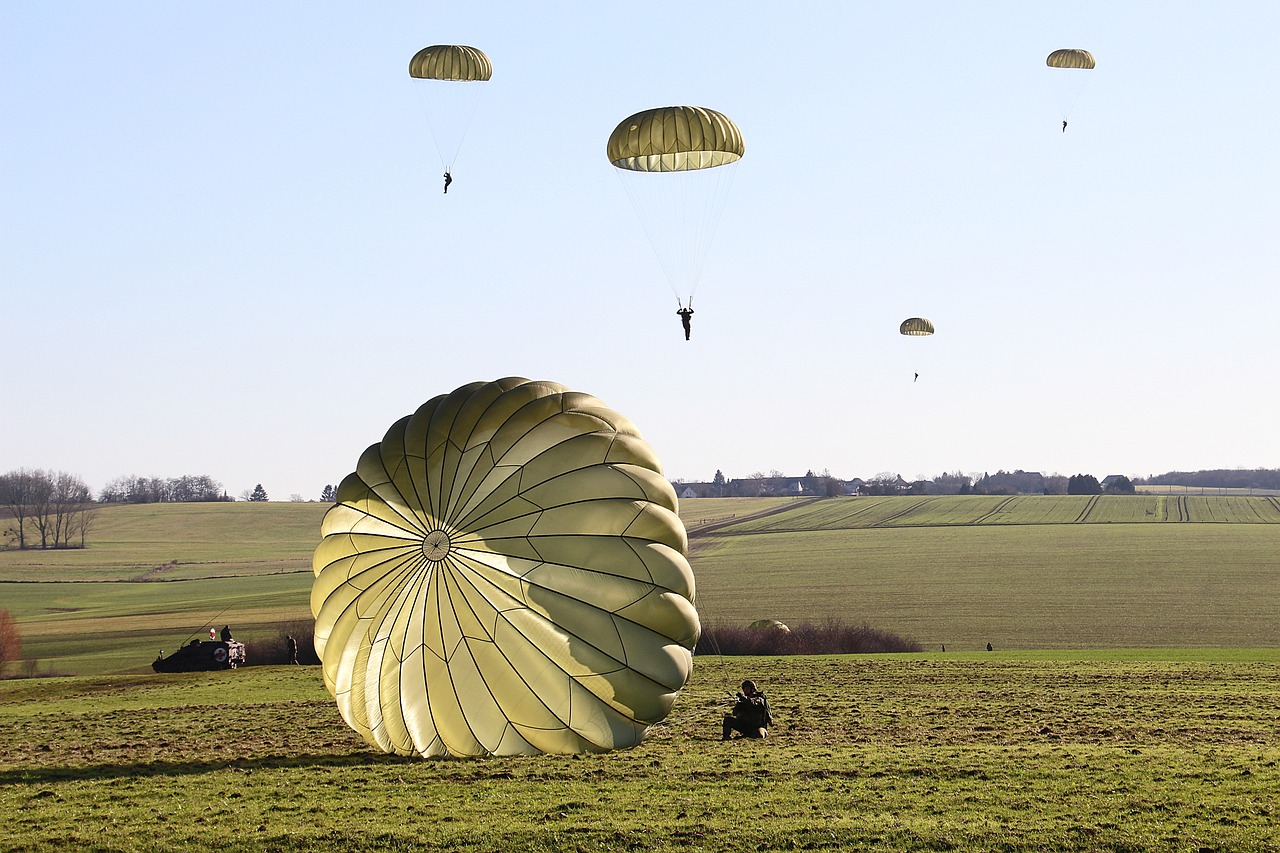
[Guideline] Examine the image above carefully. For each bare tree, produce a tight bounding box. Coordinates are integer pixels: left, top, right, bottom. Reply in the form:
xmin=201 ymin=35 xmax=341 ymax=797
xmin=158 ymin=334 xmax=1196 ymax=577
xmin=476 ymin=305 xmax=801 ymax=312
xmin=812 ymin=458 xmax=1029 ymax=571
xmin=67 ymin=499 xmax=98 ymax=548
xmin=0 ymin=468 xmax=41 ymax=549
xmin=51 ymin=471 xmax=92 ymax=548
xmin=26 ymin=470 xmax=55 ymax=549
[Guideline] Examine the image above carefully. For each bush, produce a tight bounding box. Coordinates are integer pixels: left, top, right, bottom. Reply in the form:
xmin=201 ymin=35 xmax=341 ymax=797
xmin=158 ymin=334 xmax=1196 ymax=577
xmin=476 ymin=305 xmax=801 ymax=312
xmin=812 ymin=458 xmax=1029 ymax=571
xmin=0 ymin=609 xmax=21 ymax=676
xmin=248 ymin=618 xmax=321 ymax=666
xmin=695 ymin=619 xmax=921 ymax=655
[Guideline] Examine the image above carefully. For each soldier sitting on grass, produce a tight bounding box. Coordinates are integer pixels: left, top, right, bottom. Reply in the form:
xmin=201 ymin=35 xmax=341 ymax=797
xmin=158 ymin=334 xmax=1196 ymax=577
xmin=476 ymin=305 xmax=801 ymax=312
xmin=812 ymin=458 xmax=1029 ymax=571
xmin=722 ymin=679 xmax=772 ymax=740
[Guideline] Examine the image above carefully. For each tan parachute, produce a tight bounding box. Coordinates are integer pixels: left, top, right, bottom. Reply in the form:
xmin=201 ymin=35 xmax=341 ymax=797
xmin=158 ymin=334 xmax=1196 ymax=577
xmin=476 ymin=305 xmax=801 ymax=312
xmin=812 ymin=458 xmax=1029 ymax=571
xmin=1045 ymin=49 xmax=1095 ymax=127
xmin=312 ymin=378 xmax=700 ymax=758
xmin=1045 ymin=49 xmax=1096 ymax=70
xmin=409 ymin=45 xmax=492 ymax=81
xmin=899 ymin=317 xmax=935 ymax=336
xmin=408 ymin=45 xmax=492 ymax=175
xmin=607 ymin=106 xmax=744 ymax=308
xmin=607 ymin=106 xmax=744 ymax=173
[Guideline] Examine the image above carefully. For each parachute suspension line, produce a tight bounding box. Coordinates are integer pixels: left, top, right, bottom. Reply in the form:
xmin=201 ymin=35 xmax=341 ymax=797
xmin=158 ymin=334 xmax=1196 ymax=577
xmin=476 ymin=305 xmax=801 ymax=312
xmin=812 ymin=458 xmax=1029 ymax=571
xmin=413 ymin=80 xmax=486 ymax=174
xmin=1057 ymin=74 xmax=1091 ymax=122
xmin=683 ymin=162 xmax=739 ymax=304
xmin=613 ymin=162 xmax=739 ymax=305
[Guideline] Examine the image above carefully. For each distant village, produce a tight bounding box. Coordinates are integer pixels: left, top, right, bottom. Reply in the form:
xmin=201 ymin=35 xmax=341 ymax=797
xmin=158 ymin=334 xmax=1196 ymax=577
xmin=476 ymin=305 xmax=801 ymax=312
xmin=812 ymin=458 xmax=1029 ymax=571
xmin=668 ymin=468 xmax=1280 ymax=499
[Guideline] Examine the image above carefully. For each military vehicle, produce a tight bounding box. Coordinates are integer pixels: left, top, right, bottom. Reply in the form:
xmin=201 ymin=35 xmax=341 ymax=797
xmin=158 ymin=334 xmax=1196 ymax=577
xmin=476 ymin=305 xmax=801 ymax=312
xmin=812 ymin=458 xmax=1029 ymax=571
xmin=152 ymin=639 xmax=246 ymax=673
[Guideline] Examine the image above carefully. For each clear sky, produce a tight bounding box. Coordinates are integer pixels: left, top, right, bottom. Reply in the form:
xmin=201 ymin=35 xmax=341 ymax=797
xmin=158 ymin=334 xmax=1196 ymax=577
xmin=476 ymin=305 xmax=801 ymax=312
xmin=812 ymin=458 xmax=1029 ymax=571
xmin=3 ymin=2 xmax=1277 ymax=500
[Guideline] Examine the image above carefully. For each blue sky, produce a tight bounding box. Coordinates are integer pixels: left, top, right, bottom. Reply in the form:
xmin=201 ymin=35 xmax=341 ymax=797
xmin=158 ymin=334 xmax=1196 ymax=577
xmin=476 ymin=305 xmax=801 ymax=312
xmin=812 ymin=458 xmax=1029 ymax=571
xmin=3 ymin=2 xmax=1277 ymax=500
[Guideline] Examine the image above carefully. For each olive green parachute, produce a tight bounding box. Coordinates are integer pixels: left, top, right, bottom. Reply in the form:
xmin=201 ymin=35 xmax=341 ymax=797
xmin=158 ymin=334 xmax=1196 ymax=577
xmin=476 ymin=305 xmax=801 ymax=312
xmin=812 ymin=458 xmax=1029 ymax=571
xmin=607 ymin=106 xmax=745 ymax=173
xmin=1045 ymin=49 xmax=1096 ymax=70
xmin=749 ymin=619 xmax=791 ymax=633
xmin=900 ymin=317 xmax=935 ymax=336
xmin=311 ymin=378 xmax=700 ymax=758
xmin=607 ymin=106 xmax=745 ymax=304
xmin=1045 ymin=50 xmax=1095 ymax=125
xmin=408 ymin=45 xmax=492 ymax=172
xmin=408 ymin=45 xmax=492 ymax=81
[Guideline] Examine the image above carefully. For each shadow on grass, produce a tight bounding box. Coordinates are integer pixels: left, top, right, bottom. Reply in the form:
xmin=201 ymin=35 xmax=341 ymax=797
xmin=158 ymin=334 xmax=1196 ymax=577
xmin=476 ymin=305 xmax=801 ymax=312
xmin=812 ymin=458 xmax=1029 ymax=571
xmin=0 ymin=750 xmax=415 ymax=786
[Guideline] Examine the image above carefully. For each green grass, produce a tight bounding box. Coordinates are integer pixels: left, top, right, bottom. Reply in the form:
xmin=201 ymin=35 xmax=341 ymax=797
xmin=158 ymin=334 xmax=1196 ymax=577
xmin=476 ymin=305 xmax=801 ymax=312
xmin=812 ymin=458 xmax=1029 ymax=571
xmin=2 ymin=497 xmax=1278 ymax=676
xmin=691 ymin=523 xmax=1280 ymax=650
xmin=0 ymin=502 xmax=327 ymax=582
xmin=2 ymin=654 xmax=1277 ymax=852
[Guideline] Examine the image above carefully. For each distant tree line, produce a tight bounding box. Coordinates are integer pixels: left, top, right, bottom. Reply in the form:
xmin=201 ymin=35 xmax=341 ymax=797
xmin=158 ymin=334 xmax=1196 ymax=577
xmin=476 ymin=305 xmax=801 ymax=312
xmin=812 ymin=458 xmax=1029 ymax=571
xmin=0 ymin=468 xmax=97 ymax=550
xmin=678 ymin=467 xmax=1272 ymax=497
xmin=1135 ymin=469 xmax=1280 ymax=491
xmin=99 ymin=474 xmax=230 ymax=504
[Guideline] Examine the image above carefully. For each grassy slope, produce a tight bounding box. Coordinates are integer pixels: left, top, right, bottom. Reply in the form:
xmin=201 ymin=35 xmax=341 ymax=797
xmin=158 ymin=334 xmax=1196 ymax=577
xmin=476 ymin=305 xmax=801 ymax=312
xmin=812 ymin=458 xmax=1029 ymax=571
xmin=2 ymin=497 xmax=1278 ymax=674
xmin=0 ymin=502 xmax=327 ymax=581
xmin=1 ymin=655 xmax=1277 ymax=852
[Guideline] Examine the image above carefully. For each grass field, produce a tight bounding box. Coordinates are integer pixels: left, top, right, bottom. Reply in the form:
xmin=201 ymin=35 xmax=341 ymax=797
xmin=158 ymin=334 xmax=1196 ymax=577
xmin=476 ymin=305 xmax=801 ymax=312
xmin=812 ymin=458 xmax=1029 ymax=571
xmin=2 ymin=653 xmax=1278 ymax=852
xmin=2 ymin=496 xmax=1278 ymax=675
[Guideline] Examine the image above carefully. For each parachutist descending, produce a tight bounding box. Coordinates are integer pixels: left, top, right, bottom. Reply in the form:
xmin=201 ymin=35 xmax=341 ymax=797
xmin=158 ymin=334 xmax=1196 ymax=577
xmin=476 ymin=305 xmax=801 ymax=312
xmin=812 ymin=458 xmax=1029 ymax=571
xmin=677 ymin=306 xmax=694 ymax=340
xmin=1062 ymin=120 xmax=1068 ymax=133
xmin=608 ymin=106 xmax=743 ymax=335
xmin=443 ymin=171 xmax=453 ymax=194
xmin=914 ymin=372 xmax=919 ymax=383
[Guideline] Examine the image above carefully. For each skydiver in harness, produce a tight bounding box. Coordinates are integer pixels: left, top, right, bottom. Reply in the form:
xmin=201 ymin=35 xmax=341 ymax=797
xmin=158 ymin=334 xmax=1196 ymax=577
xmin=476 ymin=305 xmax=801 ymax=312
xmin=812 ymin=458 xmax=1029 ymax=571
xmin=676 ymin=301 xmax=694 ymax=341
xmin=443 ymin=171 xmax=453 ymax=194
xmin=1062 ymin=120 xmax=1068 ymax=133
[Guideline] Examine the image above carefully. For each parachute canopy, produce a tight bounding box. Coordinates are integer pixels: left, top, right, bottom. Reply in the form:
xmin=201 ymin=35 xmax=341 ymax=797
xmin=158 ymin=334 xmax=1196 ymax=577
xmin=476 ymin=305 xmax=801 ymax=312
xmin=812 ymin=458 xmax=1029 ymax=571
xmin=409 ymin=44 xmax=493 ymax=81
xmin=607 ymin=106 xmax=744 ymax=303
xmin=408 ymin=45 xmax=492 ymax=171
xmin=1046 ymin=49 xmax=1095 ymax=70
xmin=900 ymin=317 xmax=935 ymax=336
xmin=749 ymin=619 xmax=791 ymax=633
xmin=311 ymin=377 xmax=700 ymax=758
xmin=608 ymin=106 xmax=744 ymax=173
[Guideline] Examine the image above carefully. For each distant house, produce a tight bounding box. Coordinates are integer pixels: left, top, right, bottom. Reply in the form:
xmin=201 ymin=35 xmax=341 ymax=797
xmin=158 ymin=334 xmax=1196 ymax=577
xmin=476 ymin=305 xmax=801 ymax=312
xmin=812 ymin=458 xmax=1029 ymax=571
xmin=1100 ymin=474 xmax=1135 ymax=494
xmin=669 ymin=475 xmax=857 ymax=498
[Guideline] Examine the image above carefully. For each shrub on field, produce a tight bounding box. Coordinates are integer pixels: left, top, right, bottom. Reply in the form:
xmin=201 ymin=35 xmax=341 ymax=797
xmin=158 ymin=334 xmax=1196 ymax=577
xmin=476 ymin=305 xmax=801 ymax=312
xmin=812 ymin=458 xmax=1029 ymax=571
xmin=249 ymin=618 xmax=320 ymax=665
xmin=695 ymin=619 xmax=921 ymax=655
xmin=0 ymin=609 xmax=22 ymax=676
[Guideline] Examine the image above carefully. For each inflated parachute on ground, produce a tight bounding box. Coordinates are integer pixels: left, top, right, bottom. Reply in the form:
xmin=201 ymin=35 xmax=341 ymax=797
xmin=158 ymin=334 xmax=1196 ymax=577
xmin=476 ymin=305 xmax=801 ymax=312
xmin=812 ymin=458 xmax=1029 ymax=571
xmin=408 ymin=45 xmax=492 ymax=173
xmin=311 ymin=377 xmax=700 ymax=758
xmin=1045 ymin=49 xmax=1096 ymax=70
xmin=607 ymin=106 xmax=744 ymax=305
xmin=900 ymin=317 xmax=935 ymax=336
